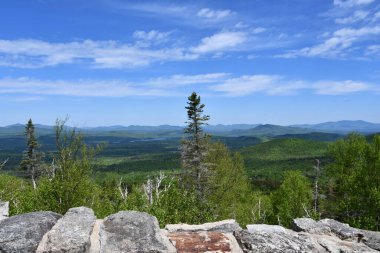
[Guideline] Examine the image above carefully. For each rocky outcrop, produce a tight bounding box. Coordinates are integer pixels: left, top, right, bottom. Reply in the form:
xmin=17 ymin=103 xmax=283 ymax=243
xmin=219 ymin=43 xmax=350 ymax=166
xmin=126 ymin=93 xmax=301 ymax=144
xmin=99 ymin=211 xmax=176 ymax=253
xmin=0 ymin=211 xmax=62 ymax=253
xmin=0 ymin=200 xmax=9 ymax=221
xmin=37 ymin=207 xmax=96 ymax=253
xmin=1 ymin=208 xmax=379 ymax=253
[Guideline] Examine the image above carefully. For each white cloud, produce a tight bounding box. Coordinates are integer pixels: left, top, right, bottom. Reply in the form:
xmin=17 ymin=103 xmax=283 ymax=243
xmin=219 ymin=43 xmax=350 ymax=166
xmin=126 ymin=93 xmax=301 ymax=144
xmin=191 ymin=32 xmax=247 ymax=54
xmin=0 ymin=39 xmax=198 ymax=69
xmin=373 ymin=11 xmax=380 ymax=21
xmin=333 ymin=0 xmax=375 ymax=7
xmin=313 ymin=80 xmax=371 ymax=94
xmin=133 ymin=30 xmax=171 ymax=43
xmin=212 ymin=75 xmax=281 ymax=96
xmin=0 ymin=77 xmax=169 ymax=97
xmin=0 ymin=75 xmax=375 ymax=98
xmin=197 ymin=8 xmax=232 ymax=20
xmin=252 ymin=27 xmax=267 ymax=34
xmin=335 ymin=10 xmax=369 ymax=24
xmin=278 ymin=26 xmax=380 ymax=58
xmin=210 ymin=75 xmax=374 ymax=96
xmin=366 ymin=44 xmax=380 ymax=55
xmin=148 ymin=73 xmax=229 ymax=87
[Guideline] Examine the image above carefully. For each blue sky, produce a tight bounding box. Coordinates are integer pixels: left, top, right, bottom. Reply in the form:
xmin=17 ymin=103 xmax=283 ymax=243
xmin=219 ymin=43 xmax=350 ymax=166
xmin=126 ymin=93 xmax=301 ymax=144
xmin=1 ymin=0 xmax=379 ymax=126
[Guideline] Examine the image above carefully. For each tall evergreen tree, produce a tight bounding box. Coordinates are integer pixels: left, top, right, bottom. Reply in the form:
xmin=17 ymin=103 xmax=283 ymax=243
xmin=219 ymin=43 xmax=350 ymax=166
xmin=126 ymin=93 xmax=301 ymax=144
xmin=20 ymin=119 xmax=43 ymax=189
xmin=180 ymin=92 xmax=210 ymax=198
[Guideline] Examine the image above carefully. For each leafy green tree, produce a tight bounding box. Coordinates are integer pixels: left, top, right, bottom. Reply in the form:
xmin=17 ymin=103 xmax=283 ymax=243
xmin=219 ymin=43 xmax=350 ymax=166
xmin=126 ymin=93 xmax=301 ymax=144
xmin=205 ymin=142 xmax=272 ymax=226
xmin=271 ymin=170 xmax=312 ymax=227
xmin=36 ymin=119 xmax=102 ymax=214
xmin=327 ymin=133 xmax=380 ymax=230
xmin=20 ymin=119 xmax=44 ymax=189
xmin=206 ymin=142 xmax=251 ymax=223
xmin=149 ymin=179 xmax=213 ymax=227
xmin=0 ymin=174 xmax=36 ymax=215
xmin=181 ymin=92 xmax=210 ymax=198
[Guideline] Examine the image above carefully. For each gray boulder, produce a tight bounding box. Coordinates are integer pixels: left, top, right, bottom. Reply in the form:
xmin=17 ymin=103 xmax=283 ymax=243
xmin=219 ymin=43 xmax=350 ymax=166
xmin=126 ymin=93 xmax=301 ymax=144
xmin=359 ymin=230 xmax=380 ymax=251
xmin=319 ymin=219 xmax=361 ymax=240
xmin=234 ymin=229 xmax=324 ymax=253
xmin=234 ymin=227 xmax=377 ymax=253
xmin=320 ymin=218 xmax=380 ymax=251
xmin=292 ymin=218 xmax=331 ymax=234
xmin=0 ymin=211 xmax=62 ymax=253
xmin=99 ymin=211 xmax=176 ymax=253
xmin=0 ymin=200 xmax=9 ymax=221
xmin=37 ymin=207 xmax=96 ymax=253
xmin=247 ymin=224 xmax=287 ymax=234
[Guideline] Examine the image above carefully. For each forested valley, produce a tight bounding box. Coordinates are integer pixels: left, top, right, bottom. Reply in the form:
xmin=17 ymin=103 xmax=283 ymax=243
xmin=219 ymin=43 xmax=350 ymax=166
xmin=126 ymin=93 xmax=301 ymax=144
xmin=1 ymin=92 xmax=379 ymax=231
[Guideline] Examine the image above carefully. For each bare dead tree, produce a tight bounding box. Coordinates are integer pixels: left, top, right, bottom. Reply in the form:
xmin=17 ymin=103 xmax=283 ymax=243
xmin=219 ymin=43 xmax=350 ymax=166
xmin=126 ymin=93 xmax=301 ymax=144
xmin=118 ymin=178 xmax=128 ymax=200
xmin=143 ymin=172 xmax=173 ymax=206
xmin=143 ymin=178 xmax=154 ymax=205
xmin=0 ymin=158 xmax=9 ymax=170
xmin=313 ymin=159 xmax=321 ymax=214
xmin=154 ymin=172 xmax=166 ymax=199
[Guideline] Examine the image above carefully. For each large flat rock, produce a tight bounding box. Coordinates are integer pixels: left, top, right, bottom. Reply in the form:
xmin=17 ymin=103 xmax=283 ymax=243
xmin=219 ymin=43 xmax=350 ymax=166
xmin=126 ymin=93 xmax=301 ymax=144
xmin=37 ymin=207 xmax=96 ymax=253
xmin=0 ymin=211 xmax=62 ymax=253
xmin=99 ymin=211 xmax=176 ymax=253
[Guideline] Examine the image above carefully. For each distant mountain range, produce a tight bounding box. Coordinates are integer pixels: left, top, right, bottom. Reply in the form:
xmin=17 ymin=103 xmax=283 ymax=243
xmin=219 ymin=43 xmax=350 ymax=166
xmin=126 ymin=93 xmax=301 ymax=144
xmin=1 ymin=120 xmax=379 ymax=138
xmin=291 ymin=120 xmax=380 ymax=134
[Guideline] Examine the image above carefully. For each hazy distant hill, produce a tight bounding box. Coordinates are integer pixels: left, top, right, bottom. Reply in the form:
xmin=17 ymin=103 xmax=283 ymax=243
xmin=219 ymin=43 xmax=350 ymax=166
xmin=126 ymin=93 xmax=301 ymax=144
xmin=223 ymin=124 xmax=313 ymax=137
xmin=292 ymin=120 xmax=380 ymax=134
xmin=1 ymin=121 xmax=379 ymax=138
xmin=204 ymin=124 xmax=259 ymax=132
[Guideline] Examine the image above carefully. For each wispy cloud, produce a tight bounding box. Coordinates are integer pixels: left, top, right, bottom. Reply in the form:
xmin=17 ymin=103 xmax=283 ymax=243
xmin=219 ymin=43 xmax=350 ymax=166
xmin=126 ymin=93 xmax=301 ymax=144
xmin=0 ymin=39 xmax=198 ymax=69
xmin=313 ymin=80 xmax=371 ymax=95
xmin=335 ymin=10 xmax=369 ymax=24
xmin=210 ymin=75 xmax=374 ymax=96
xmin=278 ymin=26 xmax=380 ymax=58
xmin=109 ymin=1 xmax=187 ymax=17
xmin=132 ymin=30 xmax=172 ymax=45
xmin=0 ymin=77 xmax=170 ymax=97
xmin=0 ymin=29 xmax=256 ymax=69
xmin=148 ymin=73 xmax=229 ymax=88
xmin=197 ymin=8 xmax=233 ymax=20
xmin=191 ymin=31 xmax=247 ymax=54
xmin=0 ymin=74 xmax=375 ymax=98
xmin=333 ymin=0 xmax=375 ymax=8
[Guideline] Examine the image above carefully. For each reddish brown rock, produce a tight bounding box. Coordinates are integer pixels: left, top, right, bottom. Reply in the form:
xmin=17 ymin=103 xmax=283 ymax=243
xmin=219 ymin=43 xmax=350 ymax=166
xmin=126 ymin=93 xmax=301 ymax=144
xmin=168 ymin=231 xmax=242 ymax=253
